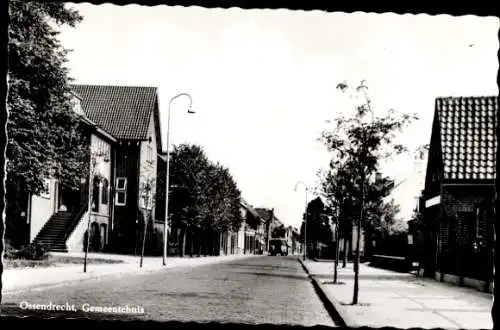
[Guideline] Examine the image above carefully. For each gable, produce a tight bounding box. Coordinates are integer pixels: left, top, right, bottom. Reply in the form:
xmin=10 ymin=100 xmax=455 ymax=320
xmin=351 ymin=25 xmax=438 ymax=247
xmin=152 ymin=97 xmax=163 ymax=152
xmin=424 ymin=108 xmax=444 ymax=190
xmin=71 ymin=84 xmax=158 ymax=141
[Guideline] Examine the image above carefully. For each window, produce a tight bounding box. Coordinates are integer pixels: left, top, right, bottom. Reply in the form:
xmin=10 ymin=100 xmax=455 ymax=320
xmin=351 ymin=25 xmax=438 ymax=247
xmin=147 ymin=144 xmax=154 ymax=164
xmin=100 ymin=224 xmax=107 ymax=247
xmin=115 ymin=177 xmax=127 ymax=206
xmin=101 ymin=179 xmax=109 ymax=205
xmin=92 ymin=176 xmax=101 ymax=212
xmin=475 ymin=208 xmax=483 ymax=240
xmin=116 ymin=178 xmax=127 ymax=190
xmin=41 ymin=179 xmax=51 ymax=199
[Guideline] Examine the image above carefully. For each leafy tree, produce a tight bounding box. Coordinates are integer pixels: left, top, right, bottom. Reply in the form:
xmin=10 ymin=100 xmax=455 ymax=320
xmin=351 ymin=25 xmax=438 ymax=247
xmin=319 ymin=80 xmax=417 ymax=304
xmin=6 ymin=2 xmax=88 ymax=245
xmin=300 ymin=197 xmax=333 ymax=258
xmin=169 ymin=144 xmax=210 ymax=231
xmin=169 ymin=143 xmax=243 ymax=256
xmin=202 ymin=162 xmax=242 ymax=233
xmin=318 ymin=158 xmax=358 ymax=270
xmin=169 ymin=144 xmax=210 ymax=255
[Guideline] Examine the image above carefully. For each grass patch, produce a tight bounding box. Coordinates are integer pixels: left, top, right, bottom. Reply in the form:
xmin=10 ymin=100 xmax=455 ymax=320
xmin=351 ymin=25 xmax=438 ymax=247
xmin=4 ymin=254 xmax=124 ymax=269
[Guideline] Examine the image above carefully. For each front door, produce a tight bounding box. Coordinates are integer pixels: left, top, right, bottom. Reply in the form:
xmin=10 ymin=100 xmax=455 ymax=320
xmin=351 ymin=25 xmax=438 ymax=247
xmin=58 ymin=184 xmax=81 ymax=214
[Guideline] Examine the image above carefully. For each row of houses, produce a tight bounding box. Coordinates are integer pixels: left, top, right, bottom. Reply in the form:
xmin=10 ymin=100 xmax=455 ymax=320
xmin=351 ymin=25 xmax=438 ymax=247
xmin=409 ymin=95 xmax=497 ymax=293
xmin=11 ymin=83 xmax=302 ymax=257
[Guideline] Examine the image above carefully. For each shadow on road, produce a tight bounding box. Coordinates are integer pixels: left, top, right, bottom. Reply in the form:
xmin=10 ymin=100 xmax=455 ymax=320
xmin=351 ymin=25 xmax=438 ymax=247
xmin=312 ymin=273 xmax=415 ymax=281
xmin=226 ymin=263 xmax=299 ymax=272
xmin=234 ymin=271 xmax=310 ymax=281
xmin=153 ymin=291 xmax=248 ymax=301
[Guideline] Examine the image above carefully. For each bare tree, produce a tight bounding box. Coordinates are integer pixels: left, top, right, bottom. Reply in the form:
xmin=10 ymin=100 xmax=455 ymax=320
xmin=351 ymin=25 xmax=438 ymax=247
xmin=83 ymin=149 xmax=106 ymax=273
xmin=319 ymin=80 xmax=417 ymax=304
xmin=139 ymin=162 xmax=158 ymax=268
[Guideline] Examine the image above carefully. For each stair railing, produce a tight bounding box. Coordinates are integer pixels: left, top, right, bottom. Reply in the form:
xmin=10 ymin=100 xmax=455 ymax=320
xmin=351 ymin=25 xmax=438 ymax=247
xmin=62 ymin=196 xmax=89 ymax=245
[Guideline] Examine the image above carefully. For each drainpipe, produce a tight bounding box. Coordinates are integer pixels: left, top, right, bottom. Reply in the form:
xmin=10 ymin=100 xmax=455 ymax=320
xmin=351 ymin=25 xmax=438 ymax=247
xmin=110 ymin=147 xmax=116 ymax=236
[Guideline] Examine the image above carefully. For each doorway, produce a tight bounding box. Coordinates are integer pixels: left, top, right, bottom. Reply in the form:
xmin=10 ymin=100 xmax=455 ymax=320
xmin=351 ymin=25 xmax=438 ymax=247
xmin=58 ymin=183 xmax=82 ymax=214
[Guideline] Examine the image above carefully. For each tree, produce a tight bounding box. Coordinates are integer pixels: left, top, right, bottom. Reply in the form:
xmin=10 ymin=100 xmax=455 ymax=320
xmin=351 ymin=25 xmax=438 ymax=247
xmin=6 ymin=2 xmax=88 ymax=245
xmin=138 ymin=161 xmax=159 ymax=267
xmin=169 ymin=143 xmax=244 ymax=256
xmin=299 ymin=197 xmax=333 ymax=258
xmin=169 ymin=144 xmax=211 ymax=256
xmin=204 ymin=162 xmax=242 ymax=233
xmin=199 ymin=161 xmax=243 ymax=255
xmin=319 ymin=80 xmax=417 ymax=304
xmin=319 ymin=158 xmax=358 ymax=271
xmin=83 ymin=149 xmax=106 ymax=273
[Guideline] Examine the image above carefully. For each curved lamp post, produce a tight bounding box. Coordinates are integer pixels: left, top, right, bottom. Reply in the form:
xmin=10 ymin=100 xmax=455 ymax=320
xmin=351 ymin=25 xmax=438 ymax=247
xmin=295 ymin=181 xmax=310 ymax=261
xmin=163 ymin=93 xmax=194 ymax=266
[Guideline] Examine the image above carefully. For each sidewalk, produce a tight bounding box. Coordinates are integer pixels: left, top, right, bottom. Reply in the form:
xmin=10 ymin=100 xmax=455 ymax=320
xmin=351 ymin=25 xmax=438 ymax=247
xmin=2 ymin=253 xmax=260 ymax=294
xmin=299 ymin=259 xmax=493 ymax=329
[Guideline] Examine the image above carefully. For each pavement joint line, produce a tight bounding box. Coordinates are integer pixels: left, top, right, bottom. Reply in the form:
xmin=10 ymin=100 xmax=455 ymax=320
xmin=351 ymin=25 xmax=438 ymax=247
xmin=297 ymin=258 xmax=346 ymax=327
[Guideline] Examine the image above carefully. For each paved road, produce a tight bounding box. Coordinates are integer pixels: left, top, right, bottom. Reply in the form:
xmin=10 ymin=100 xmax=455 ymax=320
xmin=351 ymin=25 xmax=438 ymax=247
xmin=1 ymin=256 xmax=336 ymax=326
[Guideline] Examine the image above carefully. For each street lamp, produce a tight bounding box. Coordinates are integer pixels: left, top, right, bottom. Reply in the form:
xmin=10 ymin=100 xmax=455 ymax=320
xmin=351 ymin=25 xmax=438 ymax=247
xmin=163 ymin=93 xmax=194 ymax=266
xmin=295 ymin=181 xmax=310 ymax=261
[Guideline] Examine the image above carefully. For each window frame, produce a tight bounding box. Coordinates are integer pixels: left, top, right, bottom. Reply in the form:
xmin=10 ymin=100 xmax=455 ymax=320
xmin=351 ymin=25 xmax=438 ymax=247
xmin=146 ymin=144 xmax=154 ymax=164
xmin=115 ymin=177 xmax=127 ymax=206
xmin=101 ymin=178 xmax=109 ymax=205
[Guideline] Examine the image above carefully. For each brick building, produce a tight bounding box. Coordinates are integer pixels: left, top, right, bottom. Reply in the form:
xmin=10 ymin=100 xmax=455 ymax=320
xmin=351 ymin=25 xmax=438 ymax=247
xmin=419 ymin=96 xmax=497 ymax=292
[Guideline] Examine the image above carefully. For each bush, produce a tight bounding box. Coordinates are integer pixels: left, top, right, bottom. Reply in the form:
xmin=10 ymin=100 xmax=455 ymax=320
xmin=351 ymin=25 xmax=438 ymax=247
xmin=4 ymin=240 xmax=21 ymax=259
xmin=18 ymin=242 xmax=50 ymax=260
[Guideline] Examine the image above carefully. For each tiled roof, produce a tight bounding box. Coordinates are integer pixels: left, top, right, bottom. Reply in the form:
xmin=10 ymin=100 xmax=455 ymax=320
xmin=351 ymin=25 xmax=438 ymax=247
xmin=436 ymin=96 xmax=497 ymax=180
xmin=255 ymin=208 xmax=282 ymax=225
xmin=240 ymin=198 xmax=260 ymax=219
xmin=70 ymin=84 xmax=158 ymax=140
xmin=255 ymin=208 xmax=272 ymax=222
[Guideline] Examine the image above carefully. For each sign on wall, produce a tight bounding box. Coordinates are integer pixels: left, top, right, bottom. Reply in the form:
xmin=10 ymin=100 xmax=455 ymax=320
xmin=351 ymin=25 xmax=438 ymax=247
xmin=452 ymin=204 xmax=475 ymax=213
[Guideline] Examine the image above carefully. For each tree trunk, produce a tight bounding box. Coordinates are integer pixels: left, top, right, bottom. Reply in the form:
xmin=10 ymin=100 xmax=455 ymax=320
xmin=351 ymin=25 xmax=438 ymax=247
xmin=349 ymin=225 xmax=354 ymax=261
xmin=189 ymin=228 xmax=194 ymax=257
xmin=353 ymin=178 xmax=364 ymax=305
xmin=334 ymin=222 xmax=340 ymax=283
xmin=198 ymin=230 xmax=201 ymax=257
xmin=353 ymin=221 xmax=362 ymax=304
xmin=214 ymin=232 xmax=218 ymax=256
xmin=181 ymin=227 xmax=187 ymax=257
xmin=342 ymin=235 xmax=348 ymax=268
xmin=139 ymin=211 xmax=148 ymax=268
xmin=204 ymin=231 xmax=208 ymax=257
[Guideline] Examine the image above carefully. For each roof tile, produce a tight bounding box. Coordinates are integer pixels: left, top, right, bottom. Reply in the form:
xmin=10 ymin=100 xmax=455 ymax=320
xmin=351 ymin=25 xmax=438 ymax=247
xmin=71 ymin=84 xmax=158 ymax=140
xmin=436 ymin=96 xmax=498 ymax=181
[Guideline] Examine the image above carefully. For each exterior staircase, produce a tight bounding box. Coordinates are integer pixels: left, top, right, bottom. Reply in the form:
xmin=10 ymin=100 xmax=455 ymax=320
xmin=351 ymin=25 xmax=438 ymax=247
xmin=33 ymin=211 xmax=74 ymax=252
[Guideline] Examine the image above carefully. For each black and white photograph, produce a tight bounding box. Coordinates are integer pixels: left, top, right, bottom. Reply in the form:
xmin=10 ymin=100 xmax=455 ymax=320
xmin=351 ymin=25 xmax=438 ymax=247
xmin=1 ymin=1 xmax=499 ymax=329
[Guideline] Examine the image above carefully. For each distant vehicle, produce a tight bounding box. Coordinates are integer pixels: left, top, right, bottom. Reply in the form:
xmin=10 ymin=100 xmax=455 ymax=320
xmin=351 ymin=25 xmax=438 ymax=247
xmin=269 ymin=238 xmax=288 ymax=256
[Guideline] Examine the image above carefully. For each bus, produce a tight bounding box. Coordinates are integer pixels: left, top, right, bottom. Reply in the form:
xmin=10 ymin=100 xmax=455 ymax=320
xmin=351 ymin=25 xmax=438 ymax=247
xmin=269 ymin=238 xmax=288 ymax=256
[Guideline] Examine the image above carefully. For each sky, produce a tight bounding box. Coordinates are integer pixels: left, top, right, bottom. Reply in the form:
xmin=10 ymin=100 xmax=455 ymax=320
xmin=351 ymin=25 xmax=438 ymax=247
xmin=57 ymin=4 xmax=499 ymax=228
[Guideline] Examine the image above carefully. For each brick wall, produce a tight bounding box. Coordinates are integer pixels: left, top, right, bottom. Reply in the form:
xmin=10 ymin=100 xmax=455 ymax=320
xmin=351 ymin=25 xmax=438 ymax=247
xmin=436 ymin=185 xmax=494 ymax=282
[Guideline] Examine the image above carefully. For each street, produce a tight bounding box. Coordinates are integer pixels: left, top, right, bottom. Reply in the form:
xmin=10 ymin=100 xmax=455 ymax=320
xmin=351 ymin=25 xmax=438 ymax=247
xmin=1 ymin=256 xmax=336 ymax=327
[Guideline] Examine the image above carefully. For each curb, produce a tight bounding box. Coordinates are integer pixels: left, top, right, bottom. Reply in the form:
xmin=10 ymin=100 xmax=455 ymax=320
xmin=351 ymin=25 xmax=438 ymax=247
xmin=297 ymin=258 xmax=347 ymax=327
xmin=3 ymin=255 xmax=260 ymax=295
